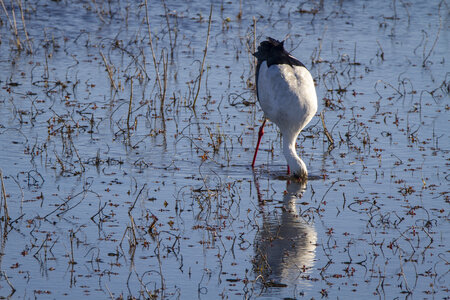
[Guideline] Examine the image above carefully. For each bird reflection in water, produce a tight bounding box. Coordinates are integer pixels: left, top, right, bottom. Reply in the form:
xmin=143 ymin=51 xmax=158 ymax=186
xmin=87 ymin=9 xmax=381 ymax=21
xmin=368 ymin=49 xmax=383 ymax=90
xmin=252 ymin=176 xmax=317 ymax=291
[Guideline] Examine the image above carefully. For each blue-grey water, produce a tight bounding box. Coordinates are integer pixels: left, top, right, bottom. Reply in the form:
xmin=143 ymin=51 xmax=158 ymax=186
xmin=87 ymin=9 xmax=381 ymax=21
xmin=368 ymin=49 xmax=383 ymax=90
xmin=0 ymin=0 xmax=448 ymax=298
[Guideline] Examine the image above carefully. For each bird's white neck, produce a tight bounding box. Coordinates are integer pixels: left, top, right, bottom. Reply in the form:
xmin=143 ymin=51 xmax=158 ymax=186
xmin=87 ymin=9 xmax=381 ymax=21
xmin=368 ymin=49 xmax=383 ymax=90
xmin=283 ymin=134 xmax=308 ymax=179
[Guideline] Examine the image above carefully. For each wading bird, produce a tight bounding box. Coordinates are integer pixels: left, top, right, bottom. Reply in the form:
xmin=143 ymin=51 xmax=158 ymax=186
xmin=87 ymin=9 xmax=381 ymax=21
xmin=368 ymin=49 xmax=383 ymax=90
xmin=251 ymin=37 xmax=317 ymax=179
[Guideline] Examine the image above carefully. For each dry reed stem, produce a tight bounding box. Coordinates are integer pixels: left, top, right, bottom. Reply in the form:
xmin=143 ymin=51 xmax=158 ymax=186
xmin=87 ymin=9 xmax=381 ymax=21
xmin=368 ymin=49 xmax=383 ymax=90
xmin=9 ymin=0 xmax=20 ymax=48
xmin=376 ymin=40 xmax=385 ymax=60
xmin=104 ymin=283 xmax=115 ymax=300
xmin=422 ymin=0 xmax=444 ymax=67
xmin=126 ymin=184 xmax=146 ymax=249
xmin=91 ymin=0 xmax=106 ymax=23
xmin=2 ymin=271 xmax=16 ymax=294
xmin=0 ymin=0 xmax=22 ymax=50
xmin=128 ymin=215 xmax=137 ymax=247
xmin=320 ymin=111 xmax=334 ymax=145
xmin=53 ymin=151 xmax=66 ymax=172
xmin=0 ymin=0 xmax=14 ymax=28
xmin=162 ymin=0 xmax=175 ymax=59
xmin=65 ymin=124 xmax=85 ymax=172
xmin=128 ymin=184 xmax=146 ymax=214
xmin=253 ymin=16 xmax=257 ymax=84
xmin=16 ymin=0 xmax=32 ymax=53
xmin=100 ymin=51 xmax=118 ymax=91
xmin=144 ymin=0 xmax=163 ymax=102
xmin=161 ymin=50 xmax=168 ymax=112
xmin=0 ymin=169 xmax=10 ymax=225
xmin=69 ymin=231 xmax=75 ymax=264
xmin=127 ymin=77 xmax=133 ymax=132
xmin=192 ymin=4 xmax=213 ymax=108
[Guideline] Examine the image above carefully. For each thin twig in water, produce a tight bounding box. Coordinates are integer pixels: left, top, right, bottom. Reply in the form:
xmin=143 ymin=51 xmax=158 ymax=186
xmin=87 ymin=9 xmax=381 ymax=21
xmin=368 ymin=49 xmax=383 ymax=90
xmin=162 ymin=0 xmax=176 ymax=60
xmin=127 ymin=77 xmax=133 ymax=133
xmin=422 ymin=0 xmax=443 ymax=67
xmin=253 ymin=16 xmax=257 ymax=84
xmin=0 ymin=169 xmax=10 ymax=227
xmin=16 ymin=0 xmax=32 ymax=53
xmin=161 ymin=49 xmax=168 ymax=113
xmin=376 ymin=40 xmax=385 ymax=60
xmin=100 ymin=51 xmax=118 ymax=91
xmin=128 ymin=184 xmax=146 ymax=214
xmin=2 ymin=271 xmax=16 ymax=295
xmin=144 ymin=0 xmax=163 ymax=102
xmin=0 ymin=0 xmax=23 ymax=50
xmin=193 ymin=5 xmax=213 ymax=108
xmin=320 ymin=111 xmax=334 ymax=146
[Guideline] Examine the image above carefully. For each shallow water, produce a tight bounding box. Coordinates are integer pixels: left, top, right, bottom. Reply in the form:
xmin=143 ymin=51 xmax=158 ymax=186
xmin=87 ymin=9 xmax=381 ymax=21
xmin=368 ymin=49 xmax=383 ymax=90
xmin=0 ymin=0 xmax=448 ymax=299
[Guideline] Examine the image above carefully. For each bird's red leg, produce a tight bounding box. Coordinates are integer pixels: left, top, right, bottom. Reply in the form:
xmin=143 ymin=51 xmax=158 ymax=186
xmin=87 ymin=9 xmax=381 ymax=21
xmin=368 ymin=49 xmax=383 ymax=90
xmin=252 ymin=119 xmax=266 ymax=167
xmin=287 ymin=165 xmax=290 ymax=175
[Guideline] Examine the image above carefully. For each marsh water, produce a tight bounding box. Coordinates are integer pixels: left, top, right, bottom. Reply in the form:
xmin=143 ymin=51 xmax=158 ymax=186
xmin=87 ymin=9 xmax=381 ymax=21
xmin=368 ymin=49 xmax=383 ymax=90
xmin=0 ymin=0 xmax=448 ymax=299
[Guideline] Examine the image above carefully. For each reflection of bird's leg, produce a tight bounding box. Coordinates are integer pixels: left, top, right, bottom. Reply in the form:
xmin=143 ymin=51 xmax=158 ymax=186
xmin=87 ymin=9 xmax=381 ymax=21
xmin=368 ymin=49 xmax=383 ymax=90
xmin=252 ymin=168 xmax=264 ymax=205
xmin=252 ymin=119 xmax=267 ymax=167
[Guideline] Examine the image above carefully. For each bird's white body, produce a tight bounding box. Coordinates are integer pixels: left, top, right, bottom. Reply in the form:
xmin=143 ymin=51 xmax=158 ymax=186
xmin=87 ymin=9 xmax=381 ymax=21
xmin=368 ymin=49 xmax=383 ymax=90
xmin=257 ymin=61 xmax=317 ymax=177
